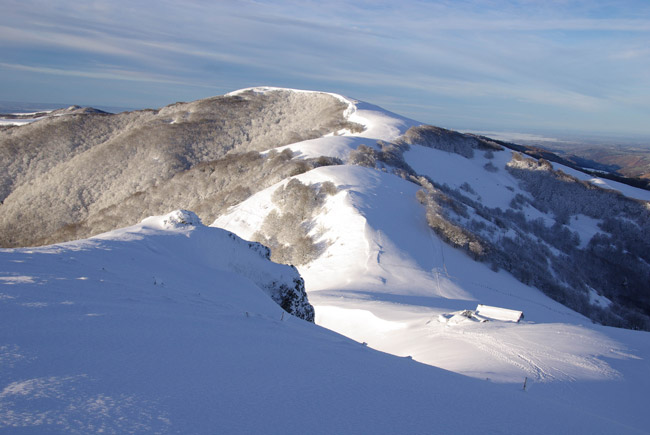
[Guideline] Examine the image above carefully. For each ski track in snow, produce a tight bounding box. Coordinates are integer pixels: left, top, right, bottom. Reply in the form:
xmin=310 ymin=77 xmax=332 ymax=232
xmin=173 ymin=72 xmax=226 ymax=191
xmin=429 ymin=324 xmax=620 ymax=382
xmin=213 ymin=88 xmax=646 ymax=388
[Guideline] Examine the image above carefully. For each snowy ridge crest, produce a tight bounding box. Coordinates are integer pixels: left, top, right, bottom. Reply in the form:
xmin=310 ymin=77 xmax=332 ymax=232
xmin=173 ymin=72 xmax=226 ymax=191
xmin=156 ymin=209 xmax=203 ymax=229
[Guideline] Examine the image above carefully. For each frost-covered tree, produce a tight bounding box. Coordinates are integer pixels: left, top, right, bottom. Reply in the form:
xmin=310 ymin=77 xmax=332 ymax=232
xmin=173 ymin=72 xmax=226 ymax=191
xmin=252 ymin=179 xmax=338 ymax=266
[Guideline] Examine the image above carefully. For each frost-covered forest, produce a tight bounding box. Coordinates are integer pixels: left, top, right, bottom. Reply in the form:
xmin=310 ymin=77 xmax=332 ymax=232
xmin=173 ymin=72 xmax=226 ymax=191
xmin=0 ymin=90 xmax=359 ymax=247
xmin=1 ymin=89 xmax=649 ymax=330
xmin=347 ymin=125 xmax=650 ymax=330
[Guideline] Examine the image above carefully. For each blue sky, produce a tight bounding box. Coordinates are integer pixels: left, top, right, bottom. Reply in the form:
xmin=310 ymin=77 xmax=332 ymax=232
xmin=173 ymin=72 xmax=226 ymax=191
xmin=1 ymin=0 xmax=649 ymax=136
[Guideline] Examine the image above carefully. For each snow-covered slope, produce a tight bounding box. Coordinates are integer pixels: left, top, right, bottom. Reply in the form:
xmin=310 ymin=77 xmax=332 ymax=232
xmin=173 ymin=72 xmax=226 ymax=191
xmin=213 ymin=88 xmax=650 ymax=432
xmin=214 ymin=165 xmax=647 ymax=379
xmin=4 ymin=211 xmax=645 ymax=433
xmin=3 ymin=87 xmax=650 ymax=432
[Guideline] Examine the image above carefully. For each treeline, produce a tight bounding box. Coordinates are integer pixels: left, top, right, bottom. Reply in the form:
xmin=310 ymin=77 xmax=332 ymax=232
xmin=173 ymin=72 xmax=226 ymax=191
xmin=347 ymin=128 xmax=650 ymax=330
xmin=252 ymin=178 xmax=338 ymax=265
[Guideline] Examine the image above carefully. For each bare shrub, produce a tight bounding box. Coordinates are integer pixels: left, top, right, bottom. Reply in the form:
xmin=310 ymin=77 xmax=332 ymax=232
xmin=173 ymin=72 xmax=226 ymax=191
xmin=484 ymin=162 xmax=498 ymax=172
xmin=417 ymin=188 xmax=487 ymax=260
xmin=320 ymin=181 xmax=338 ymax=196
xmin=349 ymin=144 xmax=377 ymax=167
xmin=25 ymin=151 xmax=342 ymax=247
xmin=460 ymin=182 xmax=476 ymax=195
xmin=411 ymin=156 xmax=650 ymax=330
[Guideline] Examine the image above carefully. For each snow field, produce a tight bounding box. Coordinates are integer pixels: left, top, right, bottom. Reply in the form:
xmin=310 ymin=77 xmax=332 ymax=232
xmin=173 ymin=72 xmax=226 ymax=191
xmin=4 ymin=212 xmax=646 ymax=433
xmin=214 ymin=91 xmax=650 ymax=432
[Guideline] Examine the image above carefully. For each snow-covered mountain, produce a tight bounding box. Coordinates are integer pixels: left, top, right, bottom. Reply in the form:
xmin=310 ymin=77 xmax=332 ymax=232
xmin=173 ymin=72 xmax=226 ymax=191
xmin=2 ymin=87 xmax=650 ymax=433
xmin=0 ymin=89 xmax=357 ymax=247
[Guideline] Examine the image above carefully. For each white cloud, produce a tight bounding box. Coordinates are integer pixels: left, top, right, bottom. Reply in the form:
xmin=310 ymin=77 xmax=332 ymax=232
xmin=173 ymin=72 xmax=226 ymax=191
xmin=0 ymin=62 xmax=217 ymax=88
xmin=1 ymin=0 xmax=649 ymax=134
xmin=0 ymin=25 xmax=138 ymax=58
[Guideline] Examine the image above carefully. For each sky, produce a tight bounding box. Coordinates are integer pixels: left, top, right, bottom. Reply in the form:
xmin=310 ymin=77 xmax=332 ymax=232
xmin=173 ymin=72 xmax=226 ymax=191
xmin=1 ymin=0 xmax=650 ymax=137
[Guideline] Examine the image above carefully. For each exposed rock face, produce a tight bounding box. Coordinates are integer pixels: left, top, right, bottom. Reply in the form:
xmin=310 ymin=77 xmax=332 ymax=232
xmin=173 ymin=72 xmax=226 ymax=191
xmin=266 ymin=277 xmax=315 ymax=322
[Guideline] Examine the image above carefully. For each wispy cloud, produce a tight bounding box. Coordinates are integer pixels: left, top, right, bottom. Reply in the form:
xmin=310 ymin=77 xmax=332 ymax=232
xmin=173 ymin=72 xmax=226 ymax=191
xmin=1 ymin=0 xmax=649 ymax=134
xmin=0 ymin=24 xmax=138 ymax=58
xmin=0 ymin=62 xmax=217 ymax=88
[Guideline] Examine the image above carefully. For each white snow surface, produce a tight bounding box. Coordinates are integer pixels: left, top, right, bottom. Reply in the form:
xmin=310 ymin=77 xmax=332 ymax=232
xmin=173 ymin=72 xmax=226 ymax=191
xmin=215 ymin=165 xmax=642 ymax=384
xmin=0 ymin=110 xmax=54 ymax=126
xmin=3 ymin=88 xmax=650 ymax=433
xmin=571 ymin=214 xmax=604 ymax=249
xmin=405 ymin=144 xmax=523 ymax=210
xmin=5 ymin=210 xmax=646 ymax=433
xmin=403 ymin=140 xmax=649 ymax=251
xmin=213 ymin=88 xmax=650 ymax=433
xmin=0 ymin=117 xmax=45 ymax=126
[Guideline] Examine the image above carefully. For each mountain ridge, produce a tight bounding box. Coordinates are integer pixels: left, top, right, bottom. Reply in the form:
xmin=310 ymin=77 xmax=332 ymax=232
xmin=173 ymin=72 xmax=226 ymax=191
xmin=2 ymin=87 xmax=650 ymax=432
xmin=0 ymin=89 xmax=360 ymax=247
xmin=2 ymin=87 xmax=649 ymax=330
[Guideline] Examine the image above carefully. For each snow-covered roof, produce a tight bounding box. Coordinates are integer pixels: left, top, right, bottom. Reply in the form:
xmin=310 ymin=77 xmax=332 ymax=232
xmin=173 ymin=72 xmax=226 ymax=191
xmin=475 ymin=304 xmax=524 ymax=322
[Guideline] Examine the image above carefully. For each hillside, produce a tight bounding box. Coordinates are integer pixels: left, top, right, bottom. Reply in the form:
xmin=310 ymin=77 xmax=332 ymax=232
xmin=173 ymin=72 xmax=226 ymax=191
xmin=1 ymin=210 xmax=648 ymax=433
xmin=2 ymin=86 xmax=649 ymax=328
xmin=0 ymin=89 xmax=359 ymax=247
xmin=3 ymin=86 xmax=649 ymax=327
xmin=2 ymin=87 xmax=650 ymax=432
